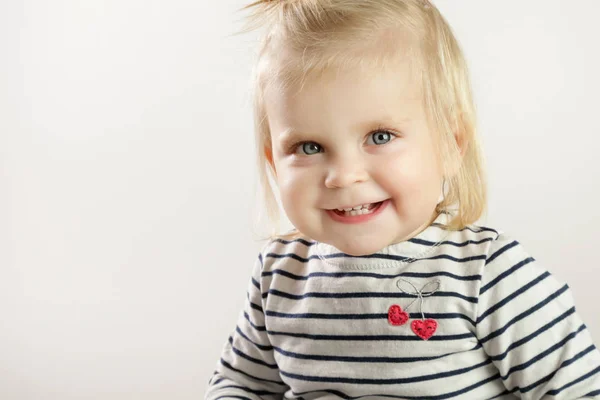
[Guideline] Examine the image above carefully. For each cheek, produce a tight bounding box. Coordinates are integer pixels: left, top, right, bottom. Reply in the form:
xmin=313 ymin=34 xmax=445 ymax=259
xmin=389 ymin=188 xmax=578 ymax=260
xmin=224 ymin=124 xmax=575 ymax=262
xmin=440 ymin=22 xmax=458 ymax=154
xmin=277 ymin=166 xmax=314 ymax=191
xmin=376 ymin=149 xmax=443 ymax=195
xmin=275 ymin=166 xmax=321 ymax=210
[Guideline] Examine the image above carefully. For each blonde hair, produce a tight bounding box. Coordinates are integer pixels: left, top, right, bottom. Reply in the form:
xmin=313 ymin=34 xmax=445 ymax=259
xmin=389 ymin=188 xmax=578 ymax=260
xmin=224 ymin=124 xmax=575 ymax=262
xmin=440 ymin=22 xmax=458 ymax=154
xmin=238 ymin=0 xmax=487 ymax=237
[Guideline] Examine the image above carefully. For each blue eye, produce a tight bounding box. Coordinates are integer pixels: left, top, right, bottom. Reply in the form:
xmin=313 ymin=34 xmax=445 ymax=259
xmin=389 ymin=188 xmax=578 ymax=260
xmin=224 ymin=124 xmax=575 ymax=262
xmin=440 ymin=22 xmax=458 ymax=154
xmin=368 ymin=131 xmax=394 ymax=145
xmin=298 ymin=142 xmax=322 ymax=155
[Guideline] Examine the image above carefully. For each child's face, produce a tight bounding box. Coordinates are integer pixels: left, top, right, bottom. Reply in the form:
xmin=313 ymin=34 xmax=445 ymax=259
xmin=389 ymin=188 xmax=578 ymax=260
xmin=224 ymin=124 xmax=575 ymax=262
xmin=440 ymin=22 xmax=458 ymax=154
xmin=265 ymin=61 xmax=444 ymax=256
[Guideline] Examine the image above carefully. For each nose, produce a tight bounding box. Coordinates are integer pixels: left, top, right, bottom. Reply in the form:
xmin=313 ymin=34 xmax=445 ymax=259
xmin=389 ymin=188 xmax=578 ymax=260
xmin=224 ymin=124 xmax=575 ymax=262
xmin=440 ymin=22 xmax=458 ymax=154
xmin=324 ymin=155 xmax=369 ymax=189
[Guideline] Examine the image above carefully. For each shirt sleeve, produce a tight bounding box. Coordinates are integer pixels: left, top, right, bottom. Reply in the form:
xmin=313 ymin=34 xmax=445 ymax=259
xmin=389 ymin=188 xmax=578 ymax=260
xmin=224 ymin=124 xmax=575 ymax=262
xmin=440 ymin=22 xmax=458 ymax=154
xmin=204 ymin=252 xmax=289 ymax=400
xmin=476 ymin=233 xmax=600 ymax=399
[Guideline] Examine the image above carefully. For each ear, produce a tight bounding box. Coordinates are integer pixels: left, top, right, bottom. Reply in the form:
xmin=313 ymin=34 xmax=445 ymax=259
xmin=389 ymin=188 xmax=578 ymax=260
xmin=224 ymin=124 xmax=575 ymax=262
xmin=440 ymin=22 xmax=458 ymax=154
xmin=264 ymin=145 xmax=277 ymax=175
xmin=455 ymin=129 xmax=469 ymax=158
xmin=446 ymin=129 xmax=468 ymax=178
xmin=453 ymin=112 xmax=469 ymax=158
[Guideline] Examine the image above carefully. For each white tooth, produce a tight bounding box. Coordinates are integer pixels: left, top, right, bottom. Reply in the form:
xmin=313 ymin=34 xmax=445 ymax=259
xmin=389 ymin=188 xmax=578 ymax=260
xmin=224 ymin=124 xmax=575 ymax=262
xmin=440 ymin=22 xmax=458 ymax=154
xmin=344 ymin=208 xmax=353 ymax=211
xmin=337 ymin=208 xmax=344 ymax=212
xmin=352 ymin=206 xmax=362 ymax=210
xmin=349 ymin=210 xmax=359 ymax=216
xmin=360 ymin=209 xmax=368 ymax=215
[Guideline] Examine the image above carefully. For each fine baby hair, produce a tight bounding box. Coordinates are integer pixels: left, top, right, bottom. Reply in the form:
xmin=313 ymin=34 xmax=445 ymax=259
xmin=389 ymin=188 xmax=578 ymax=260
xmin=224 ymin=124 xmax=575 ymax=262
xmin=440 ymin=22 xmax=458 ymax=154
xmin=205 ymin=1 xmax=600 ymax=399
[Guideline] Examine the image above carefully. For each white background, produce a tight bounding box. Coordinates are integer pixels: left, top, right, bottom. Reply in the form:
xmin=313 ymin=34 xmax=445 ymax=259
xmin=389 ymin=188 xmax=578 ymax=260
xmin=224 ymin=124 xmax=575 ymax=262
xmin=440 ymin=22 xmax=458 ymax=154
xmin=1 ymin=0 xmax=599 ymax=399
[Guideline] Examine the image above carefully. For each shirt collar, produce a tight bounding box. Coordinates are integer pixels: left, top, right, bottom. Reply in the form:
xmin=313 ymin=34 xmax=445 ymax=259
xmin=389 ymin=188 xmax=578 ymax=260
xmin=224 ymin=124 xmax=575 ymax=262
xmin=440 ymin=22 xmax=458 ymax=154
xmin=312 ymin=212 xmax=453 ymax=270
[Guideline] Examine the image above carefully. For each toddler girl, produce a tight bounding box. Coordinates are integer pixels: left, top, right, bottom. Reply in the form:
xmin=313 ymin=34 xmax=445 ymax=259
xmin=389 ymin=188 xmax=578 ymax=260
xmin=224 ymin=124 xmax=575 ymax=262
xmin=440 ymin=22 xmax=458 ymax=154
xmin=205 ymin=0 xmax=600 ymax=398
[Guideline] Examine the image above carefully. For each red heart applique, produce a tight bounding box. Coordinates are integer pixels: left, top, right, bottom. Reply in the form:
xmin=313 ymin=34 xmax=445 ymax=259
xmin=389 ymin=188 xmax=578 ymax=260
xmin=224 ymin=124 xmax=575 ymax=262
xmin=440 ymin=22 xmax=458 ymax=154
xmin=388 ymin=305 xmax=409 ymax=326
xmin=411 ymin=319 xmax=438 ymax=340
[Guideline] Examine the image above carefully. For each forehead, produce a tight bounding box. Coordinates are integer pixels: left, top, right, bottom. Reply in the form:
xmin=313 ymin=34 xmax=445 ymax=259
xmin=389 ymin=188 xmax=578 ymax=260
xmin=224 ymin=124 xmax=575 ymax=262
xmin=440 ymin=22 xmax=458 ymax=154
xmin=264 ymin=61 xmax=423 ymax=133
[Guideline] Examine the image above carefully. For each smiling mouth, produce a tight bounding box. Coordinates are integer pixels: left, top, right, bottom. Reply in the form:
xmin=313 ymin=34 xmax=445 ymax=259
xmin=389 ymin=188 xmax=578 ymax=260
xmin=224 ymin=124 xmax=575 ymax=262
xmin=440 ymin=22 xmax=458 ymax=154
xmin=331 ymin=201 xmax=384 ymax=217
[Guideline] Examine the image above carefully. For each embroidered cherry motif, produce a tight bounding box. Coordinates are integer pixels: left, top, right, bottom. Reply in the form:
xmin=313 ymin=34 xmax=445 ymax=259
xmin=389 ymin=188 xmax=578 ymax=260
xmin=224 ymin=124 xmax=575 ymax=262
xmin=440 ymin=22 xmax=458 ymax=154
xmin=395 ymin=278 xmax=441 ymax=340
xmin=388 ymin=305 xmax=409 ymax=326
xmin=411 ymin=319 xmax=438 ymax=340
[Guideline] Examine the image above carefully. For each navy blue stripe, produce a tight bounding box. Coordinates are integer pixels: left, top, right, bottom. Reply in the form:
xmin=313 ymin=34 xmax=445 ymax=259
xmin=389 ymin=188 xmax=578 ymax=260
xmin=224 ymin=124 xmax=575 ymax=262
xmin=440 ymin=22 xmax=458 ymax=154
xmin=212 ymin=377 xmax=224 ymax=385
xmin=470 ymin=226 xmax=499 ymax=235
xmin=421 ymin=312 xmax=475 ymax=325
xmin=479 ymin=257 xmax=535 ymax=295
xmin=251 ymin=277 xmax=260 ymax=290
xmin=219 ymin=385 xmax=280 ymax=396
xmin=266 ymin=311 xmax=385 ymax=320
xmin=263 ymin=268 xmax=481 ymax=282
xmin=208 ymin=370 xmax=218 ymax=385
xmin=272 ymin=342 xmax=482 ymax=363
xmin=477 ymin=271 xmax=550 ymax=323
xmin=501 ymin=324 xmax=587 ymax=380
xmin=583 ymin=389 xmax=600 ymax=397
xmin=292 ymin=373 xmax=501 ymax=400
xmin=266 ymin=330 xmax=474 ymax=341
xmin=236 ymin=326 xmax=273 ymax=351
xmin=432 ymin=219 xmax=451 ymax=227
xmin=479 ymin=284 xmax=569 ymax=343
xmin=266 ymin=252 xmax=318 ymax=263
xmin=249 ymin=301 xmax=263 ymax=313
xmin=265 ymin=289 xmax=478 ymax=303
xmin=401 ymin=271 xmax=482 ymax=281
xmin=422 ymin=221 xmax=448 ymax=230
xmin=485 ymin=240 xmax=519 ymax=265
xmin=546 ymin=365 xmax=600 ymax=396
xmin=243 ymin=311 xmax=266 ymax=331
xmin=489 ymin=307 xmax=577 ymax=361
xmin=266 ymin=252 xmax=486 ymax=264
xmin=274 ymin=238 xmax=316 ymax=246
xmin=228 ymin=337 xmax=278 ymax=369
xmin=279 ymin=358 xmax=492 ymax=384
xmin=409 ymin=237 xmax=494 ymax=247
xmin=220 ymin=359 xmax=287 ymax=386
xmin=484 ymin=389 xmax=511 ymax=400
xmin=265 ymin=310 xmax=474 ymax=324
xmin=518 ymin=345 xmax=597 ymax=393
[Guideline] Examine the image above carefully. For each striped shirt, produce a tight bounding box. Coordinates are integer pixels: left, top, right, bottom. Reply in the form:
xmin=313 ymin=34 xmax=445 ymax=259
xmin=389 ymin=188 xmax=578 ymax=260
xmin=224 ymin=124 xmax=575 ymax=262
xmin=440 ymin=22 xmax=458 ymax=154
xmin=205 ymin=213 xmax=600 ymax=400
